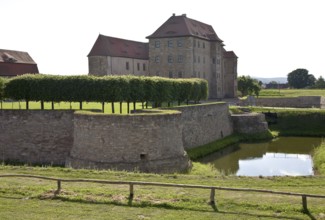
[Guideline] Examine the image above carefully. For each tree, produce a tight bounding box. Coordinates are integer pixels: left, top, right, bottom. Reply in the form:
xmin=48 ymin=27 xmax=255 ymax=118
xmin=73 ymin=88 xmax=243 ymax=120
xmin=287 ymin=68 xmax=315 ymax=88
xmin=314 ymin=76 xmax=325 ymax=89
xmin=237 ymin=76 xmax=261 ymax=97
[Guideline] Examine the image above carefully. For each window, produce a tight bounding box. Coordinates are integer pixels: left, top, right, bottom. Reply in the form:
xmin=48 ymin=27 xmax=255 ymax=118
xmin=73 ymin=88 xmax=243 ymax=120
xmin=193 ymin=39 xmax=196 ymax=47
xmin=212 ymin=57 xmax=216 ymax=64
xmin=126 ymin=62 xmax=129 ymax=70
xmin=193 ymin=71 xmax=197 ymax=77
xmin=198 ymin=71 xmax=201 ymax=78
xmin=203 ymin=56 xmax=205 ymax=64
xmin=178 ymin=71 xmax=183 ymax=78
xmin=155 ymin=41 xmax=160 ymax=48
xmin=156 ymin=71 xmax=160 ymax=76
xmin=198 ymin=41 xmax=200 ymax=48
xmin=177 ymin=39 xmax=183 ymax=47
xmin=198 ymin=56 xmax=200 ymax=63
xmin=137 ymin=63 xmax=140 ymax=71
xmin=203 ymin=42 xmax=205 ymax=48
xmin=168 ymin=40 xmax=173 ymax=47
xmin=178 ymin=55 xmax=183 ymax=63
xmin=169 ymin=71 xmax=173 ymax=78
xmin=143 ymin=63 xmax=146 ymax=71
xmin=203 ymin=72 xmax=206 ymax=79
xmin=155 ymin=56 xmax=160 ymax=63
xmin=168 ymin=55 xmax=173 ymax=63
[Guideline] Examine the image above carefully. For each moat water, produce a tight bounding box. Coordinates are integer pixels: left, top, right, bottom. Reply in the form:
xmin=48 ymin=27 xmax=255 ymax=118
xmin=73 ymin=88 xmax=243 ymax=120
xmin=198 ymin=137 xmax=322 ymax=176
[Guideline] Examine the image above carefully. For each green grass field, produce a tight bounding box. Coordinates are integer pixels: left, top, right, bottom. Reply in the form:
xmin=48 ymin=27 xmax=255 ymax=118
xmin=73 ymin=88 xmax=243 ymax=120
xmin=259 ymin=89 xmax=325 ymax=97
xmin=0 ymin=101 xmax=151 ymax=114
xmin=0 ymin=164 xmax=325 ymax=220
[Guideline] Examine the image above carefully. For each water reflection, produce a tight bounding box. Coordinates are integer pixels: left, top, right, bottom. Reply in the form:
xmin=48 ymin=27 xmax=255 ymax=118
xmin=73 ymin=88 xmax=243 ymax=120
xmin=197 ymin=137 xmax=322 ymax=176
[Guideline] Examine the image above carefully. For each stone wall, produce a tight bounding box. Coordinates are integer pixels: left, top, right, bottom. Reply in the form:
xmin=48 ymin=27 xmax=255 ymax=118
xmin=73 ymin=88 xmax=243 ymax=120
xmin=169 ymin=103 xmax=233 ymax=149
xmin=231 ymin=113 xmax=268 ymax=134
xmin=0 ymin=103 xmax=266 ymax=173
xmin=243 ymin=96 xmax=325 ymax=108
xmin=67 ymin=111 xmax=190 ymax=173
xmin=0 ymin=110 xmax=74 ymax=165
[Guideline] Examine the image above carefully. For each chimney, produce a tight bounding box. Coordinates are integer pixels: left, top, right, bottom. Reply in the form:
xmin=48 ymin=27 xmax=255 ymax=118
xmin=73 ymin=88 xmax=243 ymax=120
xmin=172 ymin=13 xmax=175 ymax=16
xmin=182 ymin=14 xmax=187 ymax=17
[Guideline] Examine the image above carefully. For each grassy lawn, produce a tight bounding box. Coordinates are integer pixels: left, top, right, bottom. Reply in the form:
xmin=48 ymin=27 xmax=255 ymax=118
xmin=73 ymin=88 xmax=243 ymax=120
xmin=0 ymin=101 xmax=150 ymax=114
xmin=0 ymin=165 xmax=325 ymax=220
xmin=259 ymin=89 xmax=325 ymax=97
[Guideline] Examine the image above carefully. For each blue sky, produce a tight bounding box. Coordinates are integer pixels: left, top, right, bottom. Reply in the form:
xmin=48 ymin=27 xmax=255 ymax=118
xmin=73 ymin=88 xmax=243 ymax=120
xmin=1 ymin=0 xmax=324 ymax=78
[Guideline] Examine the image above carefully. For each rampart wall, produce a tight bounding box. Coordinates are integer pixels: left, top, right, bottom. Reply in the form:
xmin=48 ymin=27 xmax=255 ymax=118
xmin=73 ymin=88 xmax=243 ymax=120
xmin=0 ymin=103 xmax=267 ymax=173
xmin=169 ymin=103 xmax=233 ymax=149
xmin=0 ymin=110 xmax=74 ymax=165
xmin=243 ymin=96 xmax=325 ymax=108
xmin=67 ymin=111 xmax=189 ymax=173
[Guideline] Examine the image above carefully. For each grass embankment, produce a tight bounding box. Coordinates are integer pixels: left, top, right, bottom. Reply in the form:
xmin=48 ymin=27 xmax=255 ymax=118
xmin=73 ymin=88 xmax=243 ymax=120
xmin=1 ymin=165 xmax=325 ymax=219
xmin=250 ymin=107 xmax=325 ymax=137
xmin=187 ymin=131 xmax=274 ymax=160
xmin=314 ymin=142 xmax=325 ymax=175
xmin=259 ymin=89 xmax=325 ymax=97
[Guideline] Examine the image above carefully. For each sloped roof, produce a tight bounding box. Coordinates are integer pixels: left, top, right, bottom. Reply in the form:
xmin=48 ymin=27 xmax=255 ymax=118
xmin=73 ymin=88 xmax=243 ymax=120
xmin=88 ymin=34 xmax=149 ymax=60
xmin=0 ymin=49 xmax=37 ymax=64
xmin=146 ymin=14 xmax=223 ymax=42
xmin=223 ymin=51 xmax=238 ymax=58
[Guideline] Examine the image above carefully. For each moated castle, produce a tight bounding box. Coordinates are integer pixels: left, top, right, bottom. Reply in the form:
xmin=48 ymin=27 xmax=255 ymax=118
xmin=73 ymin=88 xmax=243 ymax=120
xmin=88 ymin=14 xmax=238 ymax=99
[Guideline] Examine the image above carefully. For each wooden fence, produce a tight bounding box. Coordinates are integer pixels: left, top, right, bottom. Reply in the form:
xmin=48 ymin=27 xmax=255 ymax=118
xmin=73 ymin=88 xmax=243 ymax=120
xmin=1 ymin=174 xmax=325 ymax=212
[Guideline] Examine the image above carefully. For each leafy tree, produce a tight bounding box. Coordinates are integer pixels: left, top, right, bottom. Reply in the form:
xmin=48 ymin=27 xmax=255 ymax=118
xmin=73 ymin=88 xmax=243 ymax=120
xmin=237 ymin=76 xmax=261 ymax=97
xmin=314 ymin=76 xmax=325 ymax=89
xmin=287 ymin=68 xmax=315 ymax=88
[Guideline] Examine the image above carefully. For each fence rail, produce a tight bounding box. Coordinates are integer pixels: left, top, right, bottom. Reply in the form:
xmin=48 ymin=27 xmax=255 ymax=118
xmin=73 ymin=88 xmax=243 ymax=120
xmin=1 ymin=174 xmax=325 ymax=211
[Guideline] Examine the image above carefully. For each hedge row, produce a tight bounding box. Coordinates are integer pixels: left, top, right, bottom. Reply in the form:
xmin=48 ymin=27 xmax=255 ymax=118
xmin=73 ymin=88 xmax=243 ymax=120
xmin=3 ymin=74 xmax=208 ymax=109
xmin=0 ymin=77 xmax=6 ymax=101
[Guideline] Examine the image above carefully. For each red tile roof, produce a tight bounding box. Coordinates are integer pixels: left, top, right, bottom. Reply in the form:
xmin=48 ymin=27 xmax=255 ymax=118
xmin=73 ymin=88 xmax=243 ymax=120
xmin=88 ymin=34 xmax=149 ymax=60
xmin=147 ymin=14 xmax=223 ymax=42
xmin=0 ymin=49 xmax=39 ymax=76
xmin=223 ymin=51 xmax=238 ymax=58
xmin=0 ymin=49 xmax=37 ymax=64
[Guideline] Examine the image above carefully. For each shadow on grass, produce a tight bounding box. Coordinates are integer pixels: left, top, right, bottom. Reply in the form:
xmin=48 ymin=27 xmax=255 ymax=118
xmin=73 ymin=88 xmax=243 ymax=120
xmin=29 ymin=193 xmax=308 ymax=220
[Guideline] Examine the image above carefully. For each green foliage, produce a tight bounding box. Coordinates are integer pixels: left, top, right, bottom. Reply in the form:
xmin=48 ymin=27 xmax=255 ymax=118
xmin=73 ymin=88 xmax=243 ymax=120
xmin=287 ymin=68 xmax=315 ymax=88
xmin=0 ymin=77 xmax=7 ymax=101
xmin=237 ymin=75 xmax=261 ymax=97
xmin=4 ymin=75 xmax=209 ymax=107
xmin=313 ymin=76 xmax=325 ymax=89
xmin=313 ymin=142 xmax=325 ymax=175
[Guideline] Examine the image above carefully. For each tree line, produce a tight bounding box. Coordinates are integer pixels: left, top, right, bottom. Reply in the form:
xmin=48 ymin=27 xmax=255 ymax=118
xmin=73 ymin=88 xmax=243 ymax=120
xmin=0 ymin=74 xmax=208 ymax=112
xmin=288 ymin=68 xmax=325 ymax=89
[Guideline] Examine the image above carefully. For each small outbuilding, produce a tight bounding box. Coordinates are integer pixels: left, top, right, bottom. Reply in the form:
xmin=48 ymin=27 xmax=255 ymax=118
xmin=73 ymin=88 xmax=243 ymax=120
xmin=0 ymin=49 xmax=39 ymax=77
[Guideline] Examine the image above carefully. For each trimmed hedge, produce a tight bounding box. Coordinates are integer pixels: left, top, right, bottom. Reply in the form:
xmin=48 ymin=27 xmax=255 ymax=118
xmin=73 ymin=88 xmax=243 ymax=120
xmin=0 ymin=77 xmax=6 ymax=101
xmin=4 ymin=74 xmax=208 ymax=109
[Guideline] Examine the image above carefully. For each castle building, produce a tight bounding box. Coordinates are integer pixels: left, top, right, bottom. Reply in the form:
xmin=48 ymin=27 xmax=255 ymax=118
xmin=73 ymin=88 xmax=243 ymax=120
xmin=88 ymin=14 xmax=237 ymax=99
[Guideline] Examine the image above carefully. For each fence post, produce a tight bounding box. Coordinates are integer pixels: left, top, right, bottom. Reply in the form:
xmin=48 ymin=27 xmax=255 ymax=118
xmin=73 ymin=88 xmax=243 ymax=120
xmin=210 ymin=188 xmax=215 ymax=204
xmin=129 ymin=184 xmax=134 ymax=199
xmin=302 ymin=195 xmax=307 ymax=212
xmin=56 ymin=180 xmax=61 ymax=194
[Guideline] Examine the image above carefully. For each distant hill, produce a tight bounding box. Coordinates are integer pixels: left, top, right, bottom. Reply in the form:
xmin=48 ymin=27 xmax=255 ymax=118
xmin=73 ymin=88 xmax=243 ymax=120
xmin=252 ymin=77 xmax=287 ymax=84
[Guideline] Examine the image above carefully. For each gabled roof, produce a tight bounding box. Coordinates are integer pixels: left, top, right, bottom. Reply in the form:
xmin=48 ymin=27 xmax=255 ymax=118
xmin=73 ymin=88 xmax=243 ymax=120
xmin=146 ymin=14 xmax=223 ymax=42
xmin=0 ymin=49 xmax=37 ymax=64
xmin=88 ymin=34 xmax=149 ymax=60
xmin=223 ymin=51 xmax=238 ymax=58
